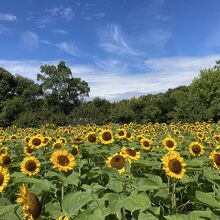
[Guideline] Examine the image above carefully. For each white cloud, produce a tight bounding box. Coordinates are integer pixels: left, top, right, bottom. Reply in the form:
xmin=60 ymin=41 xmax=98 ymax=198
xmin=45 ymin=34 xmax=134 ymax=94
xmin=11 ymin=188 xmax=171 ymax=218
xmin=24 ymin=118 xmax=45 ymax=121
xmin=54 ymin=29 xmax=68 ymax=35
xmin=0 ymin=12 xmax=17 ymax=21
xmin=36 ymin=6 xmax=74 ymax=28
xmin=0 ymin=54 xmax=219 ymax=101
xmin=61 ymin=7 xmax=74 ymax=20
xmin=36 ymin=17 xmax=53 ymax=28
xmin=55 ymin=42 xmax=81 ymax=56
xmin=94 ymin=12 xmax=105 ymax=18
xmin=47 ymin=6 xmax=74 ymax=20
xmin=99 ymin=24 xmax=141 ymax=56
xmin=21 ymin=32 xmax=39 ymax=50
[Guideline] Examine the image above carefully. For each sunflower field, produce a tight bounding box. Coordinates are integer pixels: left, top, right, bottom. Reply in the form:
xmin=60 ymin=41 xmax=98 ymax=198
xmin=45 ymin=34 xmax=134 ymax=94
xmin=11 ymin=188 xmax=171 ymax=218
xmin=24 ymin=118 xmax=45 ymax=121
xmin=1 ymin=121 xmax=220 ymax=219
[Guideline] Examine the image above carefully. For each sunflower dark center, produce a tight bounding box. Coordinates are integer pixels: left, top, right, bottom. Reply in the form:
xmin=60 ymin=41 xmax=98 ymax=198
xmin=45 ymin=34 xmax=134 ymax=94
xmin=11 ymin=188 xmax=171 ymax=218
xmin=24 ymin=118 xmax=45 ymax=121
xmin=54 ymin=143 xmax=62 ymax=149
xmin=127 ymin=133 xmax=131 ymax=138
xmin=57 ymin=155 xmax=69 ymax=166
xmin=126 ymin=149 xmax=136 ymax=157
xmin=102 ymin=132 xmax=112 ymax=141
xmin=2 ymin=155 xmax=11 ymax=165
xmin=72 ymin=147 xmax=79 ymax=156
xmin=25 ymin=160 xmax=37 ymax=172
xmin=110 ymin=155 xmax=126 ymax=169
xmin=166 ymin=140 xmax=174 ymax=148
xmin=26 ymin=193 xmax=42 ymax=218
xmin=32 ymin=138 xmax=41 ymax=146
xmin=88 ymin=134 xmax=96 ymax=142
xmin=74 ymin=137 xmax=82 ymax=142
xmin=192 ymin=145 xmax=201 ymax=154
xmin=0 ymin=149 xmax=7 ymax=154
xmin=43 ymin=138 xmax=49 ymax=144
xmin=215 ymin=136 xmax=220 ymax=141
xmin=26 ymin=146 xmax=34 ymax=153
xmin=0 ymin=173 xmax=4 ymax=186
xmin=60 ymin=139 xmax=66 ymax=143
xmin=168 ymin=159 xmax=182 ymax=174
xmin=214 ymin=154 xmax=220 ymax=165
xmin=143 ymin=141 xmax=149 ymax=148
xmin=118 ymin=130 xmax=124 ymax=136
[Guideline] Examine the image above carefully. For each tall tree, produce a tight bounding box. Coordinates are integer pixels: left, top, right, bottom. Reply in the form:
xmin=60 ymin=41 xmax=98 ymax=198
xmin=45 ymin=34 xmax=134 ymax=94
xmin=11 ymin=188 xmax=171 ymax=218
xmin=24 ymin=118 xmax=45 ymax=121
xmin=0 ymin=68 xmax=16 ymax=103
xmin=37 ymin=61 xmax=90 ymax=114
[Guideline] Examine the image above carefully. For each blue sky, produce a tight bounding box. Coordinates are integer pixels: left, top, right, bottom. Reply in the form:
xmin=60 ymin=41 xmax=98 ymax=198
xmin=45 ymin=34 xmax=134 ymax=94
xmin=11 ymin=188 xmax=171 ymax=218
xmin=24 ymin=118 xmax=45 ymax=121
xmin=0 ymin=0 xmax=220 ymax=100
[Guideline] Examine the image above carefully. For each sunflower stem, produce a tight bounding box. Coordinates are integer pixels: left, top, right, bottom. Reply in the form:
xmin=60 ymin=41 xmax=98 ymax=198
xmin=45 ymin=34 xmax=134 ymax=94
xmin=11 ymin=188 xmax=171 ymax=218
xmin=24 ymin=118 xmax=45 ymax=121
xmin=121 ymin=207 xmax=126 ymax=220
xmin=171 ymin=179 xmax=177 ymax=214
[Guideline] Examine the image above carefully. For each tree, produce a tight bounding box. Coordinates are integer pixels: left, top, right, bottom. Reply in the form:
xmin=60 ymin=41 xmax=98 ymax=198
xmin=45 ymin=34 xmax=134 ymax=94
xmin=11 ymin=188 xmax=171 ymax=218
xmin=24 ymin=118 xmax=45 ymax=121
xmin=37 ymin=61 xmax=90 ymax=114
xmin=14 ymin=75 xmax=42 ymax=98
xmin=73 ymin=98 xmax=112 ymax=125
xmin=111 ymin=100 xmax=134 ymax=123
xmin=0 ymin=68 xmax=16 ymax=103
xmin=189 ymin=60 xmax=220 ymax=121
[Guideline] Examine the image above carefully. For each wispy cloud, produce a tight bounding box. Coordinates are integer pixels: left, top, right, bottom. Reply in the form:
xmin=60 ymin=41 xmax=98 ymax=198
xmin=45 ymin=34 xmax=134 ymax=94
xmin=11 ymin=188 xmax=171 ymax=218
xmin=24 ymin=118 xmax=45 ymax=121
xmin=36 ymin=17 xmax=53 ymax=29
xmin=0 ymin=54 xmax=218 ymax=101
xmin=21 ymin=32 xmax=39 ymax=50
xmin=47 ymin=6 xmax=74 ymax=20
xmin=47 ymin=6 xmax=75 ymax=20
xmin=36 ymin=6 xmax=74 ymax=28
xmin=99 ymin=24 xmax=141 ymax=56
xmin=53 ymin=29 xmax=68 ymax=35
xmin=94 ymin=12 xmax=105 ymax=18
xmin=0 ymin=12 xmax=17 ymax=21
xmin=55 ymin=42 xmax=82 ymax=56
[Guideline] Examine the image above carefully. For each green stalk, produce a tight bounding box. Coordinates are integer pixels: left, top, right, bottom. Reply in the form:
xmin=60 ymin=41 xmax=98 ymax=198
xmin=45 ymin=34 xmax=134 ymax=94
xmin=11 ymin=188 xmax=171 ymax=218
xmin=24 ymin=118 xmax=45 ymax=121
xmin=171 ymin=179 xmax=177 ymax=214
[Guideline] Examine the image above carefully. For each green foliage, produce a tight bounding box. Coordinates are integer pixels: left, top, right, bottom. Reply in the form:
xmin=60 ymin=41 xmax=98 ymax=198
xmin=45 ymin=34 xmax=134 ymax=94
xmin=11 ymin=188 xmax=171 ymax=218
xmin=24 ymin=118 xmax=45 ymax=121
xmin=0 ymin=67 xmax=16 ymax=103
xmin=37 ymin=61 xmax=90 ymax=114
xmin=111 ymin=100 xmax=134 ymax=123
xmin=74 ymin=98 xmax=112 ymax=125
xmin=1 ymin=60 xmax=220 ymax=126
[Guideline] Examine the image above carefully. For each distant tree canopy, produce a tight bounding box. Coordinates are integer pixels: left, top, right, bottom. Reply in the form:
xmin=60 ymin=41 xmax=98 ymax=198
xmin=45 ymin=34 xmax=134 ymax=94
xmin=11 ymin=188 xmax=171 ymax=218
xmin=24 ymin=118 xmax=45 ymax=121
xmin=1 ymin=60 xmax=220 ymax=127
xmin=37 ymin=61 xmax=90 ymax=114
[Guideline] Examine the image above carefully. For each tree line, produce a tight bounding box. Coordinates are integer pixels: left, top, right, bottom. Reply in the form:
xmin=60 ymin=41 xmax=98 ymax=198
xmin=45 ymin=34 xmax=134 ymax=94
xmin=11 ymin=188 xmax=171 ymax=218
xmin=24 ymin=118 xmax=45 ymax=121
xmin=1 ymin=60 xmax=220 ymax=127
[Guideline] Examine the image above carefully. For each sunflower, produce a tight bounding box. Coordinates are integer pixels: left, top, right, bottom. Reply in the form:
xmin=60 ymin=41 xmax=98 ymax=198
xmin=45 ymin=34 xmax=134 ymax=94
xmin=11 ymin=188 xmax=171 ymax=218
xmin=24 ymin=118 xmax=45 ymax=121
xmin=0 ymin=146 xmax=8 ymax=155
xmin=17 ymin=184 xmax=42 ymax=220
xmin=8 ymin=134 xmax=16 ymax=140
xmin=23 ymin=146 xmax=36 ymax=156
xmin=22 ymin=136 xmax=30 ymax=144
xmin=161 ymin=151 xmax=186 ymax=179
xmin=50 ymin=150 xmax=75 ymax=172
xmin=87 ymin=132 xmax=97 ymax=144
xmin=163 ymin=136 xmax=177 ymax=151
xmin=188 ymin=142 xmax=204 ymax=157
xmin=43 ymin=136 xmax=51 ymax=145
xmin=72 ymin=135 xmax=84 ymax=144
xmin=57 ymin=137 xmax=67 ymax=144
xmin=0 ymin=166 xmax=10 ymax=192
xmin=71 ymin=145 xmax=79 ymax=156
xmin=20 ymin=156 xmax=41 ymax=176
xmin=210 ymin=150 xmax=220 ymax=169
xmin=99 ymin=129 xmax=114 ymax=145
xmin=121 ymin=146 xmax=141 ymax=161
xmin=57 ymin=216 xmax=69 ymax=220
xmin=0 ymin=154 xmax=12 ymax=167
xmin=196 ymin=132 xmax=204 ymax=141
xmin=140 ymin=138 xmax=152 ymax=151
xmin=213 ymin=135 xmax=220 ymax=143
xmin=106 ymin=153 xmax=127 ymax=174
xmin=126 ymin=132 xmax=134 ymax=142
xmin=53 ymin=141 xmax=64 ymax=149
xmin=29 ymin=135 xmax=45 ymax=149
xmin=116 ymin=128 xmax=127 ymax=140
